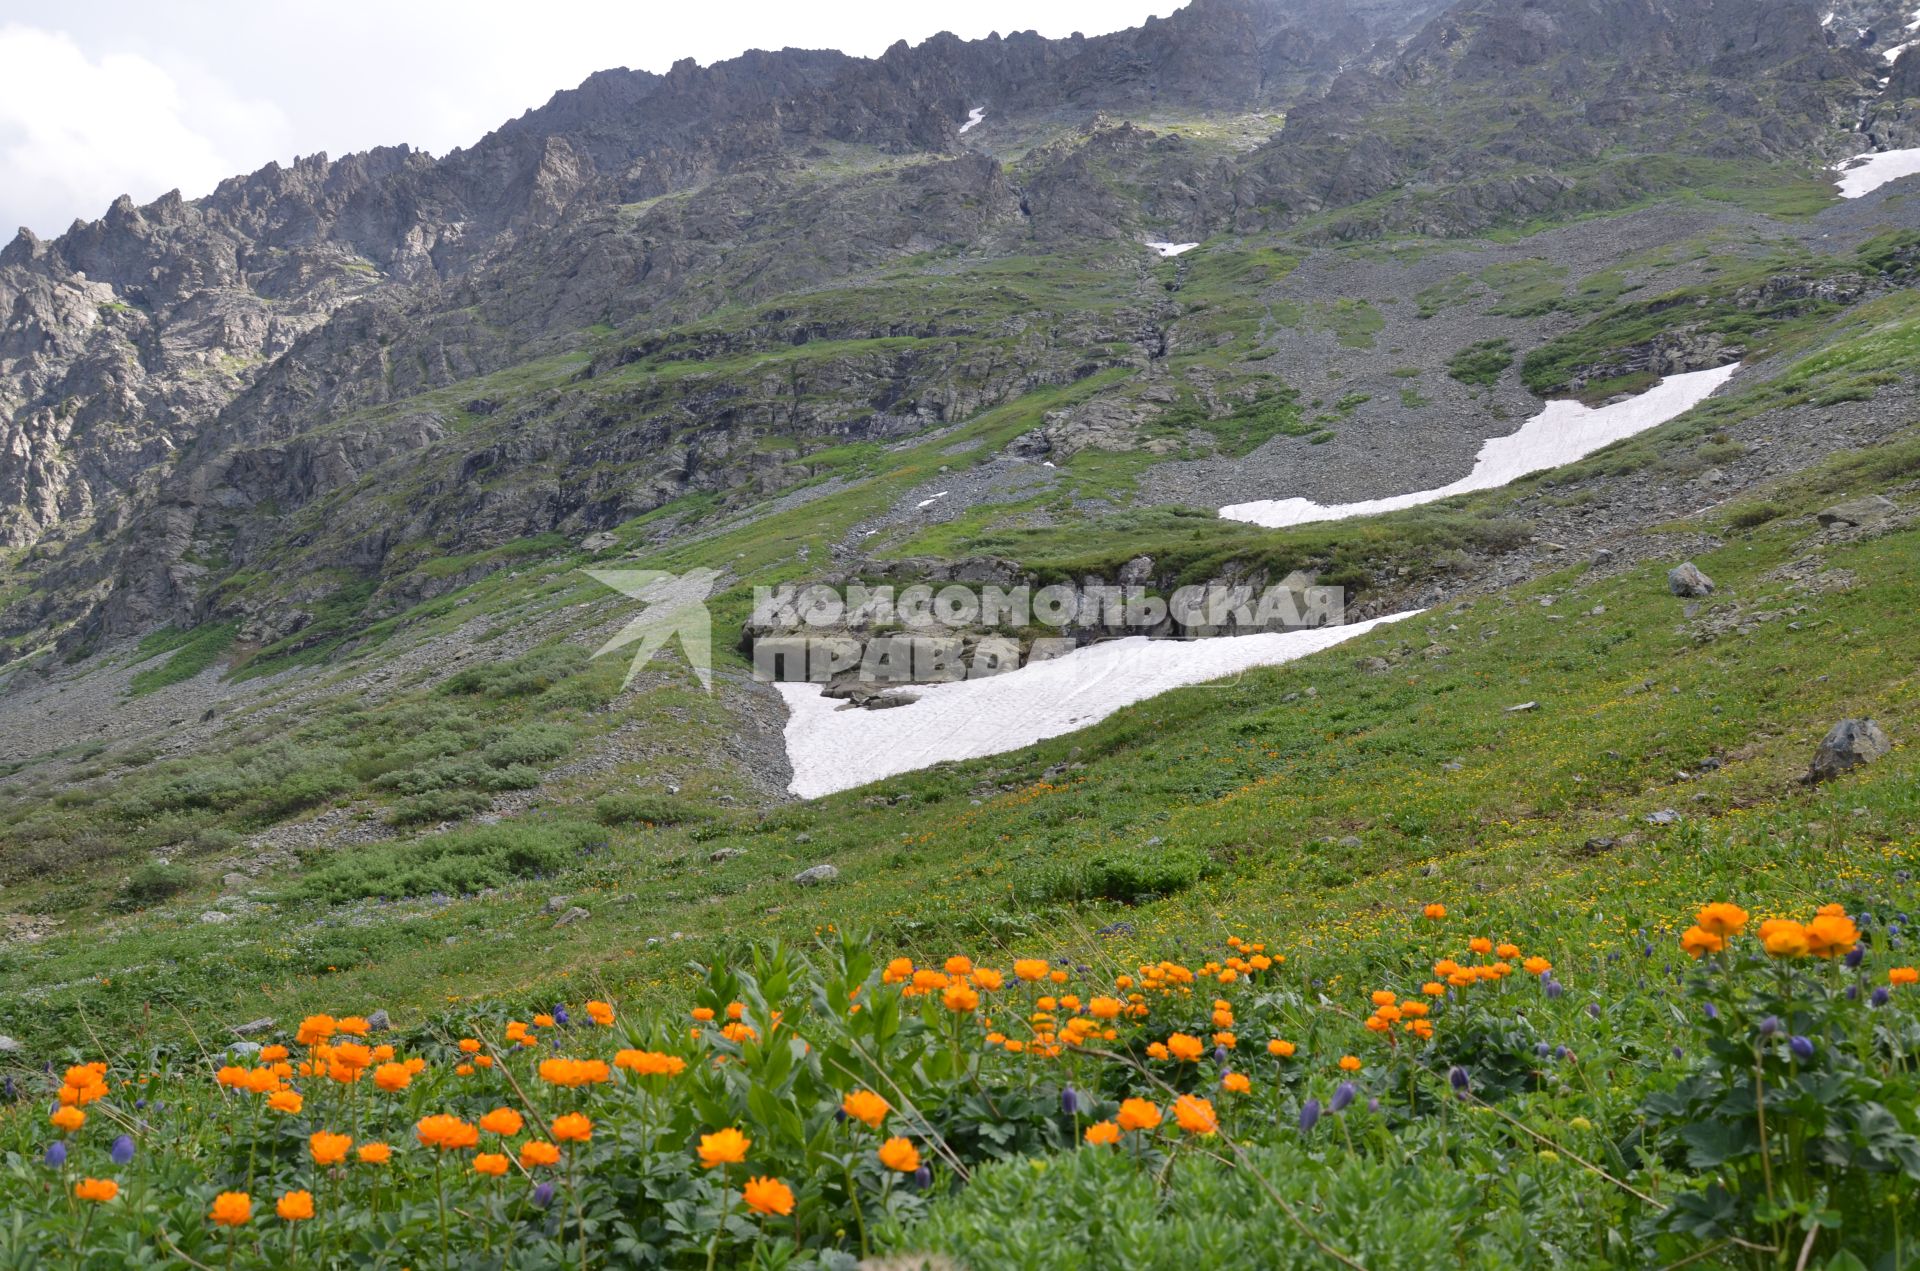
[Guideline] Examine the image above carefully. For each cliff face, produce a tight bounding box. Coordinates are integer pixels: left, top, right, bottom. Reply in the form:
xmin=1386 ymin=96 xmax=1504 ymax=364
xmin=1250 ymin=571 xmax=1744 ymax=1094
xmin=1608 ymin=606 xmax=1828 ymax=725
xmin=0 ymin=0 xmax=1897 ymax=661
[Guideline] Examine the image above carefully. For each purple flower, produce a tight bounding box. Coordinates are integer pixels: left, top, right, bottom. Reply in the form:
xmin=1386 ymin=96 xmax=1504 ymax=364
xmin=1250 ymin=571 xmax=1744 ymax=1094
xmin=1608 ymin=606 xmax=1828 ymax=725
xmin=43 ymin=1142 xmax=66 ymax=1168
xmin=1671 ymin=1046 xmax=1684 ymax=1059
xmin=1367 ymin=1097 xmax=1381 ymax=1114
xmin=532 ymin=1182 xmax=556 ymax=1209
xmin=553 ymin=1005 xmax=570 ymax=1027
xmin=1544 ymin=979 xmax=1564 ymax=999
xmin=1535 ymin=1042 xmax=1551 ymax=1057
xmin=1449 ymin=1066 xmax=1471 ymax=1095
xmin=1703 ymin=1003 xmax=1718 ymax=1020
xmin=1214 ymin=1046 xmax=1228 ymax=1065
xmin=1555 ymin=1045 xmax=1573 ymax=1062
xmin=1299 ymin=1098 xmax=1322 ymax=1132
xmin=1586 ymin=1003 xmax=1601 ymax=1020
xmin=1847 ymin=985 xmax=1860 ymax=1001
xmin=1789 ymin=1036 xmax=1815 ymax=1061
xmin=1758 ymin=1016 xmax=1781 ymax=1038
xmin=1060 ymin=1086 xmax=1079 ymax=1116
xmin=1844 ymin=944 xmax=1865 ymax=969
xmin=1330 ymin=1082 xmax=1357 ymax=1114
xmin=912 ymin=1165 xmax=932 ymax=1192
xmin=110 ymin=1135 xmax=135 ymax=1166
xmin=1872 ymin=987 xmax=1892 ymax=1007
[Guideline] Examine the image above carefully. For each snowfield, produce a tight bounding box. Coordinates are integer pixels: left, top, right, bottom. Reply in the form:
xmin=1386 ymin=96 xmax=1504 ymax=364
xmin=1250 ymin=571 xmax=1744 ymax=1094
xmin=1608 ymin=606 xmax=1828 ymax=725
xmin=959 ymin=106 xmax=986 ymax=134
xmin=778 ymin=612 xmax=1421 ymax=798
xmin=1218 ymin=365 xmax=1740 ymax=529
xmin=1146 ymin=241 xmax=1199 ymax=257
xmin=1835 ymin=148 xmax=1920 ymax=199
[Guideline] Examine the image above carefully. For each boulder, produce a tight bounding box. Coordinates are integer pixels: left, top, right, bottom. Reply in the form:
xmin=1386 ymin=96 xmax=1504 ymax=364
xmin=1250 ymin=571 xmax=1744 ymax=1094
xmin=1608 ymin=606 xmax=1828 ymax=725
xmin=1816 ymin=496 xmax=1896 ymax=528
xmin=1667 ymin=562 xmax=1715 ymax=597
xmin=793 ymin=864 xmax=840 ymax=886
xmin=231 ymin=1018 xmax=275 ymax=1037
xmin=0 ymin=1035 xmax=21 ymax=1053
xmin=553 ymin=906 xmax=591 ymax=927
xmin=365 ymin=1010 xmax=391 ymax=1033
xmin=1808 ymin=719 xmax=1891 ymax=784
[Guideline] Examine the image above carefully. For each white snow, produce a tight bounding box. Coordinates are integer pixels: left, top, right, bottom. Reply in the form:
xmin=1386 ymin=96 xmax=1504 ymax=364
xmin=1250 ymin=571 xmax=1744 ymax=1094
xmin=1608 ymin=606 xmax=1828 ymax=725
xmin=1822 ymin=10 xmax=1836 ymax=26
xmin=778 ymin=612 xmax=1421 ymax=798
xmin=1146 ymin=241 xmax=1200 ymax=257
xmin=1834 ymin=147 xmax=1920 ymax=198
xmin=959 ymin=106 xmax=986 ymax=134
xmin=1886 ymin=39 xmax=1916 ymax=61
xmin=916 ymin=491 xmax=950 ymax=509
xmin=1219 ymin=365 xmax=1739 ymax=530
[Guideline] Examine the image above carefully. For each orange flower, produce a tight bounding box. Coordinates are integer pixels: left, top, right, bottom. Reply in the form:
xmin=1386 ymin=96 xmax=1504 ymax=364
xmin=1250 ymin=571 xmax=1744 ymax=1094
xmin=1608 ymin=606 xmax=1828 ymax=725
xmin=415 ymin=1115 xmax=480 ymax=1150
xmin=881 ymin=959 xmax=913 ymax=985
xmin=1523 ymin=957 xmax=1552 ymax=976
xmin=357 ymin=1143 xmax=392 ymax=1165
xmin=585 ymin=1000 xmax=615 ymax=1026
xmin=538 ymin=1057 xmax=612 ymax=1088
xmin=1760 ymin=920 xmax=1810 ymax=959
xmin=309 ymin=1132 xmax=353 ymax=1166
xmin=551 ymin=1114 xmax=593 ymax=1143
xmin=1165 ymin=1033 xmax=1205 ymax=1062
xmin=971 ymin=967 xmax=1005 ymax=991
xmin=1221 ymin=1073 xmax=1251 ymax=1094
xmin=1370 ymin=991 xmax=1397 ymax=1008
xmin=372 ymin=1063 xmax=411 ymax=1092
xmin=942 ymin=982 xmax=980 ymax=1013
xmin=698 ymin=1127 xmax=750 ymax=1168
xmin=521 ymin=1140 xmax=562 ymax=1168
xmin=1468 ymin=937 xmax=1493 ymax=955
xmin=841 ymin=1090 xmax=889 ymax=1129
xmin=1084 ymin=1120 xmax=1121 ymax=1146
xmin=534 ymin=1014 xmax=556 ymax=1028
xmin=1680 ymin=926 xmax=1724 ymax=959
xmin=275 ymin=1191 xmax=314 ymax=1221
xmin=209 ymin=1192 xmax=253 ymax=1227
xmin=1013 ymin=959 xmax=1049 ymax=982
xmin=1088 ymin=996 xmax=1124 ymax=1020
xmin=1267 ymin=1039 xmax=1296 ymax=1058
xmin=268 ymin=1091 xmax=304 ymax=1115
xmin=611 ymin=1048 xmax=686 ymax=1078
xmin=1173 ymin=1095 xmax=1218 ymax=1136
xmin=944 ymin=955 xmax=975 ymax=976
xmin=260 ymin=1045 xmax=289 ymax=1062
xmin=742 ymin=1176 xmax=795 ymax=1217
xmin=50 ymin=1107 xmax=85 ymax=1133
xmin=876 ymin=1137 xmax=920 ymax=1172
xmin=1338 ymin=1056 xmax=1362 ymax=1072
xmin=1496 ymin=943 xmax=1521 ymax=960
xmin=1695 ymin=903 xmax=1749 ymax=938
xmin=458 ymin=1038 xmax=482 ymax=1054
xmin=479 ymin=1107 xmax=523 ymax=1137
xmin=1115 ymin=1098 xmax=1162 ymax=1132
xmin=337 ymin=1017 xmax=370 ymax=1038
xmin=1806 ymin=913 xmax=1861 ymax=958
xmin=1423 ymin=903 xmax=1447 ymax=920
xmin=1890 ymin=967 xmax=1919 ymax=986
xmin=691 ymin=1006 xmax=717 ymax=1022
xmin=73 ymin=1178 xmax=119 ymax=1203
xmin=473 ymin=1153 xmax=509 ymax=1177
xmin=295 ymin=1016 xmax=336 ymax=1047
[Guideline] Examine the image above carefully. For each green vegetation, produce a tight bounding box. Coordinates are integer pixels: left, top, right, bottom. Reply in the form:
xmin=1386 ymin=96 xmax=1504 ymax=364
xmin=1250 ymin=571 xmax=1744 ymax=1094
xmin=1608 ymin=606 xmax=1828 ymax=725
xmin=128 ymin=622 xmax=239 ymax=695
xmin=1447 ymin=339 xmax=1514 ymax=388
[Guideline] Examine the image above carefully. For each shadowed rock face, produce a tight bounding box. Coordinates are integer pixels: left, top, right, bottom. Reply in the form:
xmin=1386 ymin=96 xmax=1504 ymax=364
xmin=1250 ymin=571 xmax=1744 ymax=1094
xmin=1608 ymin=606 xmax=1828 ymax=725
xmin=0 ymin=0 xmax=1890 ymax=658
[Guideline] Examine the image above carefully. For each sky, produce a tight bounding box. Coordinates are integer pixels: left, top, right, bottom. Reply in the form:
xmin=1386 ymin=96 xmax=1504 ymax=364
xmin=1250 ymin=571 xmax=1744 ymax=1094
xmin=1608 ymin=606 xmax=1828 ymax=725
xmin=0 ymin=1 xmax=1179 ymax=238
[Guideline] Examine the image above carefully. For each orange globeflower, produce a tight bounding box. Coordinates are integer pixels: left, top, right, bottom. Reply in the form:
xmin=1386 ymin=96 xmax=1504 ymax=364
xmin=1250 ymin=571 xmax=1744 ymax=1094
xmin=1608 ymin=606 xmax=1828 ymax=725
xmin=1173 ymin=1095 xmax=1218 ymax=1136
xmin=551 ymin=1114 xmax=593 ymax=1143
xmin=585 ymin=1000 xmax=616 ymax=1026
xmin=1760 ymin=920 xmax=1810 ymax=959
xmin=1422 ymin=982 xmax=1447 ymax=997
xmin=50 ymin=1107 xmax=85 ymax=1133
xmin=615 ymin=1050 xmax=687 ymax=1077
xmin=841 ymin=1090 xmax=889 ymax=1129
xmin=1267 ymin=1039 xmax=1297 ymax=1058
xmin=473 ymin=1153 xmax=510 ymax=1177
xmin=1088 ymin=997 xmax=1124 ymax=1020
xmin=1423 ymin=903 xmax=1447 ymax=920
xmin=944 ymin=955 xmax=975 ymax=976
xmin=1523 ymin=957 xmax=1552 ymax=976
xmin=209 ymin=1192 xmax=253 ymax=1227
xmin=1221 ymin=1073 xmax=1252 ymax=1094
xmin=1370 ymin=991 xmax=1397 ymax=1008
xmin=74 ymin=1178 xmax=119 ymax=1203
xmin=268 ymin=1091 xmax=304 ymax=1115
xmin=295 ymin=1016 xmax=336 ymax=1047
xmin=458 ymin=1038 xmax=482 ymax=1054
xmin=479 ymin=1108 xmax=524 ymax=1137
xmin=1115 ymin=1098 xmax=1162 ymax=1133
xmin=942 ymin=982 xmax=980 ymax=1013
xmin=1680 ymin=926 xmax=1724 ymax=959
xmin=1338 ymin=1056 xmax=1362 ymax=1072
xmin=357 ymin=1143 xmax=392 ymax=1165
xmin=876 ymin=1137 xmax=920 ymax=1173
xmin=260 ymin=1045 xmax=289 ymax=1063
xmin=372 ymin=1063 xmax=411 ymax=1092
xmin=1468 ymin=937 xmax=1493 ymax=955
xmin=1806 ymin=912 xmax=1861 ymax=958
xmin=742 ymin=1176 xmax=796 ymax=1217
xmin=309 ymin=1132 xmax=353 ymax=1166
xmin=1889 ymin=967 xmax=1919 ymax=986
xmin=1013 ymin=959 xmax=1050 ymax=982
xmin=1165 ymin=1033 xmax=1205 ymax=1063
xmin=276 ymin=1191 xmax=315 ymax=1221
xmin=698 ymin=1127 xmax=750 ymax=1168
xmin=337 ymin=1017 xmax=370 ymax=1038
xmin=521 ymin=1140 xmax=562 ymax=1168
xmin=416 ymin=1115 xmax=480 ymax=1150
xmin=971 ymin=967 xmax=1005 ymax=991
xmin=1084 ymin=1120 xmax=1122 ymax=1146
xmin=1696 ymin=903 xmax=1749 ymax=938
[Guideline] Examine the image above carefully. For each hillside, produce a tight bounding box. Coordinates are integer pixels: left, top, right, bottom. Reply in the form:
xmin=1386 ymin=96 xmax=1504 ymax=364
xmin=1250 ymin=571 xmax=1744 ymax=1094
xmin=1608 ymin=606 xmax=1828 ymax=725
xmin=2 ymin=0 xmax=1920 ymax=1266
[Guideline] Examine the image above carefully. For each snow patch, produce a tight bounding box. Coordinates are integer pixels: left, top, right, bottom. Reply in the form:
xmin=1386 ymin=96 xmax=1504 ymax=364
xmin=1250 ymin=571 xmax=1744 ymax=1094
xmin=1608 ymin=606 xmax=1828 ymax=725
xmin=778 ymin=612 xmax=1421 ymax=798
xmin=959 ymin=106 xmax=986 ymax=135
xmin=1835 ymin=147 xmax=1920 ymax=198
xmin=916 ymin=491 xmax=949 ymax=509
xmin=1219 ymin=365 xmax=1739 ymax=530
xmin=1146 ymin=241 xmax=1199 ymax=257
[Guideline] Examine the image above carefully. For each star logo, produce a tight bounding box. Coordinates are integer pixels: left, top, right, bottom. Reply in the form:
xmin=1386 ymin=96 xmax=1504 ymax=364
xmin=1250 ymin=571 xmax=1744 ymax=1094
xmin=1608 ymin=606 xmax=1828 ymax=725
xmin=582 ymin=567 xmax=721 ymax=691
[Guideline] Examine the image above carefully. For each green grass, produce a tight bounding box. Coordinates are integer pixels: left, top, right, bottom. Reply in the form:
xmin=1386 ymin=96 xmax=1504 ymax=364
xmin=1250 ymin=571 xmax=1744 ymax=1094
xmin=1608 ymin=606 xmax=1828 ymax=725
xmin=128 ymin=622 xmax=239 ymax=695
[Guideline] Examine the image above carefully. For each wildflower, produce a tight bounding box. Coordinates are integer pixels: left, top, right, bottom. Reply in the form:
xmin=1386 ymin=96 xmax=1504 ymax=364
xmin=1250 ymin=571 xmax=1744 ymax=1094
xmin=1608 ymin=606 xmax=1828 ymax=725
xmin=268 ymin=1091 xmax=304 ymax=1115
xmin=942 ymin=982 xmax=980 ymax=1013
xmin=74 ymin=1178 xmax=118 ymax=1203
xmin=841 ymin=1090 xmax=889 ymax=1129
xmin=1330 ymin=1082 xmax=1357 ymax=1113
xmin=260 ymin=1045 xmax=289 ymax=1062
xmin=458 ymin=1038 xmax=482 ymax=1054
xmin=1807 ymin=913 xmax=1862 ymax=957
xmin=551 ymin=1114 xmax=593 ymax=1144
xmin=742 ymin=1176 xmax=795 ymax=1217
xmin=1060 ymin=1086 xmax=1080 ymax=1116
xmin=110 ymin=1135 xmax=135 ymax=1166
xmin=1789 ymin=1036 xmax=1816 ymax=1060
xmin=1759 ymin=920 xmax=1810 ymax=959
xmin=1872 ymin=987 xmax=1892 ymax=1007
xmin=534 ymin=1014 xmax=556 ymax=1028
xmin=50 ymin=1107 xmax=84 ymax=1133
xmin=1085 ymin=1120 xmax=1121 ymax=1146
xmin=473 ymin=1153 xmax=509 ymax=1177
xmin=698 ymin=1127 xmax=750 ymax=1168
xmin=1267 ymin=1039 xmax=1296 ymax=1058
xmin=1338 ymin=1056 xmax=1361 ymax=1073
xmin=876 ymin=1137 xmax=921 ymax=1172
xmin=337 ymin=1017 xmax=370 ymax=1037
xmin=1165 ymin=1033 xmax=1205 ymax=1062
xmin=532 ymin=1181 xmax=557 ymax=1208
xmin=1695 ymin=903 xmax=1748 ymax=937
xmin=1422 ymin=982 xmax=1446 ymax=997
xmin=1014 ymin=959 xmax=1049 ymax=982
xmin=276 ymin=1191 xmax=314 ymax=1221
xmin=1423 ymin=903 xmax=1447 ymax=920
xmin=357 ymin=1143 xmax=392 ymax=1164
xmin=1449 ymin=1066 xmax=1471 ymax=1095
xmin=416 ymin=1115 xmax=480 ymax=1150
xmin=1891 ymin=967 xmax=1920 ymax=986
xmin=479 ymin=1107 xmax=524 ymax=1136
xmin=1758 ymin=1015 xmax=1781 ymax=1038
xmin=1222 ymin=1072 xmax=1251 ymax=1094
xmin=295 ymin=1016 xmax=336 ymax=1046
xmin=309 ymin=1132 xmax=353 ymax=1166
xmin=1523 ymin=957 xmax=1552 ymax=976
xmin=1469 ymin=937 xmax=1493 ymax=955
xmin=1172 ymin=1095 xmax=1218 ymax=1136
xmin=1145 ymin=1042 xmax=1170 ymax=1061
xmin=209 ymin=1192 xmax=253 ymax=1227
xmin=1845 ymin=944 xmax=1866 ymax=969
xmin=1088 ymin=996 xmax=1123 ymax=1020
xmin=1116 ymin=1099 xmax=1162 ymax=1132
xmin=1299 ymin=1099 xmax=1321 ymax=1132
xmin=521 ymin=1140 xmax=561 ymax=1168
xmin=585 ymin=1000 xmax=615 ymax=1026
xmin=43 ymin=1142 xmax=66 ymax=1168
xmin=538 ymin=1058 xmax=611 ymax=1088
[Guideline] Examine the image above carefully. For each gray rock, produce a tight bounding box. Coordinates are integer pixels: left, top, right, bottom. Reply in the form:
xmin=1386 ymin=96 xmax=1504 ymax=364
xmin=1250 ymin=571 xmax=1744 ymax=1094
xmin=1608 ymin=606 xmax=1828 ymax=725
xmin=709 ymin=848 xmax=746 ymax=864
xmin=542 ymin=895 xmax=571 ymax=915
xmin=1668 ymin=562 xmax=1715 ymax=597
xmin=553 ymin=906 xmax=591 ymax=927
xmin=365 ymin=1009 xmax=390 ymax=1033
xmin=0 ymin=1035 xmax=21 ymax=1053
xmin=1504 ymin=701 xmax=1538 ymax=713
xmin=227 ymin=1041 xmax=262 ymax=1058
xmin=199 ymin=910 xmax=232 ymax=924
xmin=1645 ymin=809 xmax=1680 ymax=825
xmin=1816 ymin=496 xmax=1896 ymax=528
xmin=221 ymin=872 xmax=250 ymax=892
xmin=1808 ymin=719 xmax=1891 ymax=784
xmin=1355 ymin=656 xmax=1392 ymax=672
xmin=581 ymin=531 xmax=620 ymax=552
xmin=231 ymin=1017 xmax=275 ymax=1037
xmin=793 ymin=864 xmax=840 ymax=886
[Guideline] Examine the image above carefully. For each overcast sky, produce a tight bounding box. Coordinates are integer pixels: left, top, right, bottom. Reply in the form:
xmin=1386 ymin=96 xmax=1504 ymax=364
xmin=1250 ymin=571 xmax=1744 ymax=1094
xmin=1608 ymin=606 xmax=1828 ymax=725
xmin=0 ymin=1 xmax=1179 ymax=238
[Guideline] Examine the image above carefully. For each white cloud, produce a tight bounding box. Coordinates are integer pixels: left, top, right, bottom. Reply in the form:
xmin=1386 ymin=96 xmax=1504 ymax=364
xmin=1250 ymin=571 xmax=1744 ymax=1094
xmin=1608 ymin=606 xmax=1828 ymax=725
xmin=0 ymin=23 xmax=290 ymax=236
xmin=0 ymin=2 xmax=1176 ymax=237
